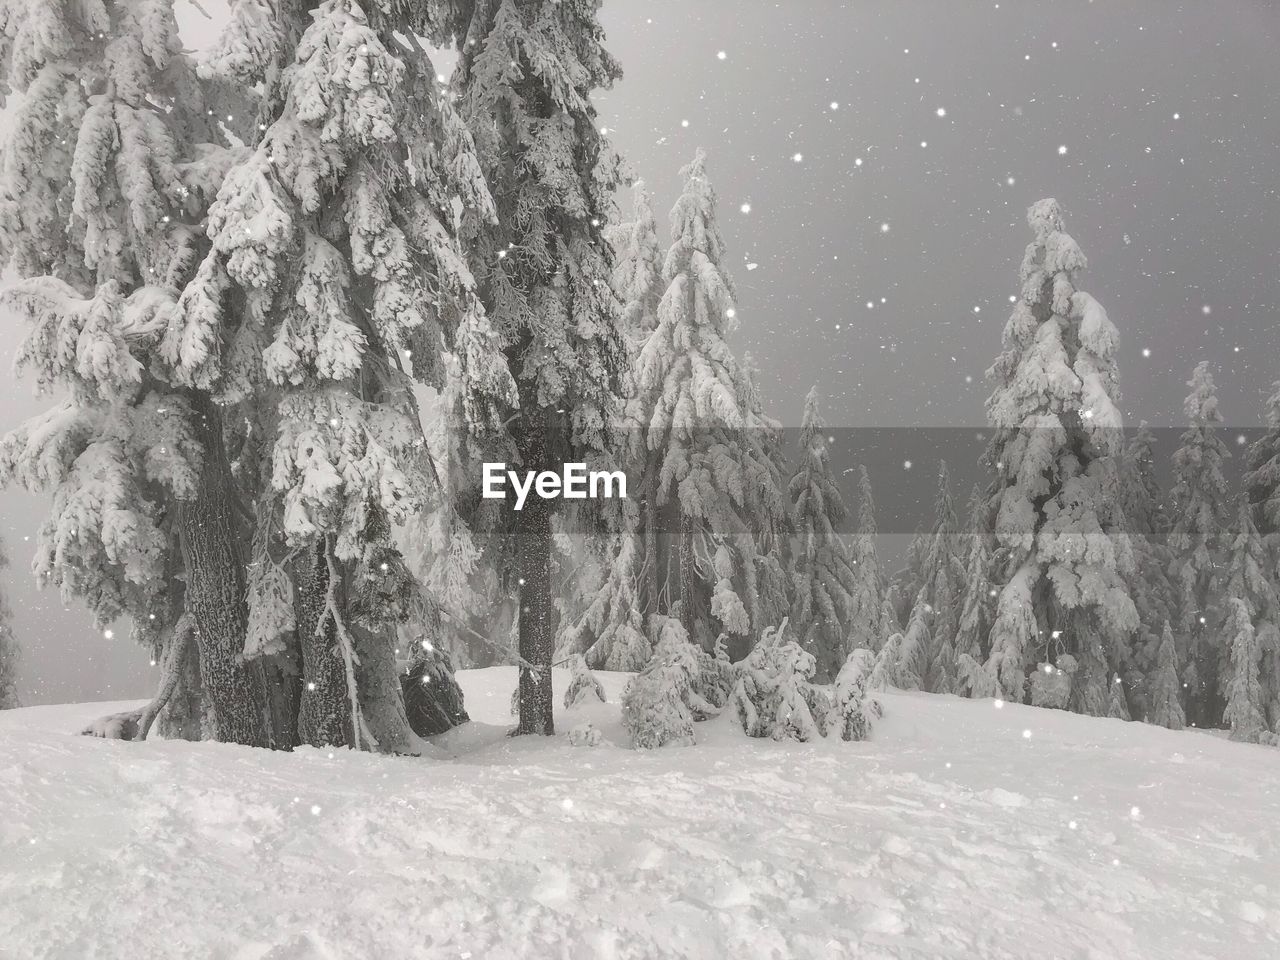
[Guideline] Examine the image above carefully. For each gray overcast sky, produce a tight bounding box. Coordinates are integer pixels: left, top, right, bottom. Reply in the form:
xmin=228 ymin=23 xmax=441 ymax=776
xmin=2 ymin=0 xmax=1278 ymax=704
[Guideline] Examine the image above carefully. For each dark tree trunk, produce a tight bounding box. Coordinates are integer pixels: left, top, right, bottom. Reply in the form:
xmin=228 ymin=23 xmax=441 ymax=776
xmin=262 ymin=649 xmax=303 ymax=750
xmin=352 ymin=620 xmax=417 ymax=754
xmin=293 ymin=537 xmax=353 ymax=747
xmin=515 ymin=494 xmax=555 ymax=734
xmin=678 ymin=514 xmax=697 ymax=640
xmin=181 ymin=395 xmax=271 ymax=748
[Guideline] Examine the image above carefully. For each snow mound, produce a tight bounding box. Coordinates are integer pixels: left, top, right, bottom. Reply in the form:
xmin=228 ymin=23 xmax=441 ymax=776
xmin=1 ymin=670 xmax=1279 ymax=959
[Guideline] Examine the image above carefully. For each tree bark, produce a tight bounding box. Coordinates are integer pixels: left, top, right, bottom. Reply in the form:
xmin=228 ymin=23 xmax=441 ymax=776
xmin=180 ymin=395 xmax=271 ymax=748
xmin=353 ymin=621 xmax=418 ymax=754
xmin=293 ymin=537 xmax=353 ymax=748
xmin=515 ymin=493 xmax=555 ymax=734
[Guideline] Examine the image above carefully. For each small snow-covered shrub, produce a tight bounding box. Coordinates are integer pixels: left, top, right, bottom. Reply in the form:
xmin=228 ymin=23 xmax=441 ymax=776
xmin=692 ymin=633 xmax=735 ymax=710
xmin=622 ymin=617 xmax=717 ymax=749
xmin=564 ymin=655 xmax=607 ymax=708
xmin=1029 ymin=655 xmax=1075 ymax=710
xmin=829 ymin=648 xmax=881 ymax=741
xmin=568 ymin=722 xmax=603 ymax=747
xmin=728 ymin=619 xmax=830 ymax=742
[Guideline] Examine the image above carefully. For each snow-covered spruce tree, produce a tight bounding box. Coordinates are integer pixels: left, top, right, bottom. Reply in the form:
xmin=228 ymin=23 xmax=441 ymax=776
xmin=979 ymin=199 xmax=1137 ymax=713
xmin=954 ymin=486 xmax=997 ymax=697
xmin=632 ymin=150 xmax=785 ymax=653
xmin=727 ymin=619 xmax=829 ymax=742
xmin=920 ymin=462 xmax=962 ymax=693
xmin=0 ymin=535 xmax=18 ymax=709
xmin=1223 ymin=598 xmax=1267 ymax=743
xmin=574 ymin=505 xmax=650 ymax=672
xmin=1220 ymin=499 xmax=1280 ymax=727
xmin=608 ymin=179 xmax=663 ymax=344
xmin=1147 ymin=622 xmax=1185 ymax=730
xmin=847 ymin=466 xmax=886 ymax=654
xmin=890 ymin=587 xmax=931 ymax=690
xmin=1119 ymin=422 xmax=1178 ymax=718
xmin=452 ymin=0 xmax=626 ymax=735
xmin=1168 ymin=362 xmax=1231 ymax=728
xmin=828 ymin=648 xmax=880 ymax=741
xmin=788 ymin=386 xmax=857 ymax=682
xmin=167 ymin=0 xmax=514 ymax=750
xmin=621 ymin=616 xmax=716 ymax=748
xmin=563 ymin=654 xmax=606 ymax=708
xmin=0 ymin=0 xmax=276 ymax=744
xmin=1243 ymin=381 xmax=1280 ymax=730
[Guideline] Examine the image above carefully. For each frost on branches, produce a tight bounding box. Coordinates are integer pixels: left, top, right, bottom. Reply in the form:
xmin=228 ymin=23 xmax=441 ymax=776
xmin=453 ymin=0 xmax=627 ymax=736
xmin=788 ymin=387 xmax=858 ymax=683
xmin=978 ymin=199 xmax=1137 ymax=715
xmin=622 ymin=617 xmax=716 ymax=749
xmin=727 ymin=619 xmax=831 ymax=743
xmin=0 ymin=0 xmax=272 ymax=744
xmin=1168 ymin=362 xmax=1231 ymax=728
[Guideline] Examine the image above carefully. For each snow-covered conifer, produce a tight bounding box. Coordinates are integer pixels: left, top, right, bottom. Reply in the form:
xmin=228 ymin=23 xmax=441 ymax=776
xmin=1107 ymin=674 xmax=1131 ymax=720
xmin=608 ymin=180 xmax=664 ymax=343
xmin=954 ymin=487 xmax=996 ymax=695
xmin=1147 ymin=623 xmax=1186 ymax=730
xmin=1243 ymin=382 xmax=1280 ymax=730
xmin=575 ymin=505 xmax=650 ymax=672
xmin=829 ymin=648 xmax=880 ymax=741
xmin=1223 ymin=598 xmax=1267 ymax=743
xmin=0 ymin=535 xmax=18 ymax=709
xmin=788 ymin=387 xmax=858 ymax=682
xmin=848 ymin=466 xmax=886 ymax=654
xmin=921 ymin=463 xmax=962 ymax=693
xmin=1168 ymin=362 xmax=1231 ymax=727
xmin=564 ymin=655 xmax=607 ymax=709
xmin=981 ymin=199 xmax=1137 ymax=708
xmin=0 ymin=0 xmax=272 ymax=744
xmin=453 ymin=0 xmax=627 ymax=736
xmin=891 ymin=588 xmax=932 ymax=690
xmin=622 ymin=617 xmax=715 ymax=748
xmin=727 ymin=620 xmax=829 ymax=742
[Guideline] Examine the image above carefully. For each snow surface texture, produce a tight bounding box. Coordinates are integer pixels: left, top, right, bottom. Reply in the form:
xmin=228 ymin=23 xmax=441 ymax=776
xmin=1 ymin=668 xmax=1278 ymax=959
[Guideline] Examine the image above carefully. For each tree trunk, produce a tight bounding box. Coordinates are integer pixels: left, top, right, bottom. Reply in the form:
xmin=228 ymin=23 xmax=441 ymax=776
xmin=262 ymin=649 xmax=303 ymax=750
xmin=293 ymin=537 xmax=353 ymax=748
xmin=514 ymin=493 xmax=555 ymax=736
xmin=180 ymin=395 xmax=271 ymax=748
xmin=678 ymin=514 xmax=697 ymax=640
xmin=353 ymin=621 xmax=418 ymax=754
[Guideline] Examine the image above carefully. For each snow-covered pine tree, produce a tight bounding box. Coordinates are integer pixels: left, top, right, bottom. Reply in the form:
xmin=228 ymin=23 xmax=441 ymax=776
xmin=0 ymin=535 xmax=18 ymax=709
xmin=954 ymin=485 xmax=997 ymax=696
xmin=1243 ymin=381 xmax=1280 ymax=730
xmin=575 ymin=508 xmax=650 ymax=672
xmin=632 ymin=150 xmax=785 ymax=653
xmin=829 ymin=648 xmax=880 ymax=741
xmin=920 ymin=462 xmax=962 ymax=693
xmin=1168 ymin=362 xmax=1231 ymax=727
xmin=1147 ymin=622 xmax=1186 ymax=729
xmin=608 ymin=179 xmax=664 ymax=343
xmin=167 ymin=0 xmax=514 ymax=750
xmin=980 ymin=199 xmax=1137 ymax=710
xmin=727 ymin=619 xmax=829 ymax=742
xmin=453 ymin=0 xmax=627 ymax=735
xmin=1107 ymin=674 xmax=1130 ymax=720
xmin=1223 ymin=597 xmax=1267 ymax=743
xmin=564 ymin=654 xmax=606 ymax=708
xmin=788 ymin=386 xmax=857 ymax=682
xmin=848 ymin=466 xmax=886 ymax=654
xmin=1119 ymin=422 xmax=1178 ymax=719
xmin=1220 ymin=499 xmax=1279 ymax=727
xmin=0 ymin=0 xmax=274 ymax=744
xmin=891 ymin=587 xmax=931 ymax=690
xmin=621 ymin=616 xmax=715 ymax=748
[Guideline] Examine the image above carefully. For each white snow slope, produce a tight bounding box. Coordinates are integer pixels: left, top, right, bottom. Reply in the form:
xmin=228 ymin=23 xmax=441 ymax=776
xmin=1 ymin=668 xmax=1278 ymax=960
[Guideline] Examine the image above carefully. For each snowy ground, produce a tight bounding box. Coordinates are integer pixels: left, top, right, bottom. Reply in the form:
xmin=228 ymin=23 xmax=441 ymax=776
xmin=1 ymin=669 xmax=1279 ymax=960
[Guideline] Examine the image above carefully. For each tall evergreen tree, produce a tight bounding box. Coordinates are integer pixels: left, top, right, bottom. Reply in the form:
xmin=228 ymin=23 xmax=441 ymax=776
xmin=788 ymin=386 xmax=857 ymax=682
xmin=0 ymin=0 xmax=271 ymax=744
xmin=1243 ymin=380 xmax=1280 ymax=730
xmin=608 ymin=179 xmax=663 ymax=343
xmin=0 ymin=535 xmax=18 ymax=709
xmin=921 ymin=462 xmax=962 ymax=693
xmin=979 ymin=199 xmax=1137 ymax=710
xmin=1147 ymin=622 xmax=1186 ymax=730
xmin=453 ymin=0 xmax=627 ymax=734
xmin=847 ymin=466 xmax=885 ymax=655
xmin=1223 ymin=598 xmax=1267 ymax=743
xmin=954 ymin=485 xmax=996 ymax=695
xmin=1220 ymin=498 xmax=1279 ymax=728
xmin=631 ymin=150 xmax=779 ymax=651
xmin=1168 ymin=362 xmax=1231 ymax=727
xmin=165 ymin=0 xmax=512 ymax=749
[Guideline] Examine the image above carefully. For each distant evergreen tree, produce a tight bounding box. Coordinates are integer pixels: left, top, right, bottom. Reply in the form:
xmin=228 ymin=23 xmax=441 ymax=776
xmin=979 ymin=199 xmax=1137 ymax=709
xmin=1223 ymin=598 xmax=1267 ymax=743
xmin=829 ymin=648 xmax=880 ymax=741
xmin=0 ymin=535 xmax=18 ymax=709
xmin=608 ymin=180 xmax=664 ymax=342
xmin=848 ymin=466 xmax=886 ymax=654
xmin=1147 ymin=623 xmax=1186 ymax=730
xmin=921 ymin=462 xmax=962 ymax=693
xmin=890 ymin=588 xmax=932 ymax=690
xmin=789 ymin=387 xmax=858 ymax=682
xmin=1220 ymin=499 xmax=1279 ymax=726
xmin=954 ymin=486 xmax=996 ymax=696
xmin=1243 ymin=381 xmax=1280 ymax=731
xmin=1169 ymin=362 xmax=1231 ymax=727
